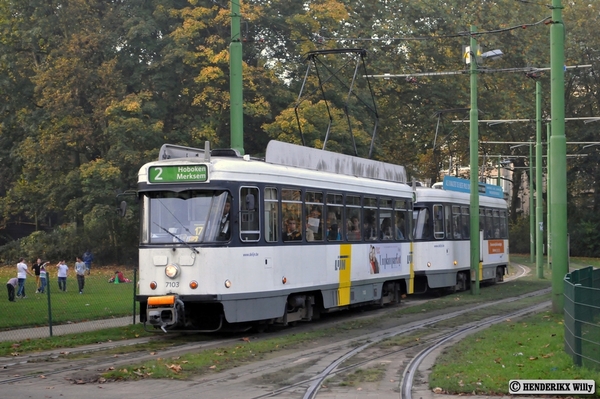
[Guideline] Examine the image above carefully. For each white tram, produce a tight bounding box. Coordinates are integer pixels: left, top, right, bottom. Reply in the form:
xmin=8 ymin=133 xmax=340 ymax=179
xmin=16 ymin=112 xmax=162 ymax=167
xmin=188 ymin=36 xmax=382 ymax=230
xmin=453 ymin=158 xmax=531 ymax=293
xmin=137 ymin=141 xmax=415 ymax=332
xmin=412 ymin=176 xmax=509 ymax=293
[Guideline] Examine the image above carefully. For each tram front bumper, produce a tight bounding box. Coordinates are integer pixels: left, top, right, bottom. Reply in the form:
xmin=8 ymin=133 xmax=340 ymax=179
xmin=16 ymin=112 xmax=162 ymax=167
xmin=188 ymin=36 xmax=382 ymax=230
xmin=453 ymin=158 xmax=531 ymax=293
xmin=147 ymin=295 xmax=179 ymax=332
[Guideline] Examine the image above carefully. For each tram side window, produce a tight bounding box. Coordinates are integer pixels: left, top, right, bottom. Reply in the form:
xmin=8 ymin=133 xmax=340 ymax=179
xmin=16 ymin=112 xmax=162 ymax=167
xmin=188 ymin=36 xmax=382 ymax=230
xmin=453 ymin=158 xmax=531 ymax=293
xmin=379 ymin=197 xmax=393 ymax=240
xmin=282 ymin=189 xmax=302 ymax=242
xmin=461 ymin=206 xmax=470 ymax=239
xmin=452 ymin=205 xmax=462 ymax=239
xmin=364 ymin=197 xmax=378 ymax=241
xmin=264 ymin=187 xmax=279 ymax=242
xmin=240 ymin=186 xmax=260 ymax=242
xmin=433 ymin=204 xmax=444 ymax=239
xmin=499 ymin=210 xmax=508 ymax=238
xmin=346 ymin=195 xmax=362 ymax=241
xmin=492 ymin=209 xmax=500 ymax=238
xmin=413 ymin=207 xmax=431 ymax=239
xmin=479 ymin=208 xmax=486 ymax=237
xmin=393 ymin=199 xmax=408 ymax=240
xmin=444 ymin=204 xmax=452 ymax=239
xmin=485 ymin=209 xmax=494 ymax=239
xmin=305 ymin=191 xmax=323 ymax=241
xmin=326 ymin=193 xmax=343 ymax=241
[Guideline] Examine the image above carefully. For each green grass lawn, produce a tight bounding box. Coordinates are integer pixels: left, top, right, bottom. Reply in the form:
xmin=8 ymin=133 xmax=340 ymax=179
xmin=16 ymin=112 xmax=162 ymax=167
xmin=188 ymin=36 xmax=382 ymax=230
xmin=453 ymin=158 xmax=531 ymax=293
xmin=430 ymin=311 xmax=600 ymax=395
xmin=0 ymin=265 xmax=136 ymax=330
xmin=429 ymin=253 xmax=600 ymax=395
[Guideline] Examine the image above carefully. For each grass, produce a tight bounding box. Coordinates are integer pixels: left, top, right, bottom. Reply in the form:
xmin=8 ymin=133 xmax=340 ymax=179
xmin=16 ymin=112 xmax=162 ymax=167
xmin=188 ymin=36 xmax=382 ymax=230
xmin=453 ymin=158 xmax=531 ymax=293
xmin=336 ymin=364 xmax=387 ymax=386
xmin=428 ymin=253 xmax=600 ymax=396
xmin=0 ymin=324 xmax=154 ymax=357
xmin=510 ymin=253 xmax=600 ymax=270
xmin=430 ymin=311 xmax=600 ymax=395
xmin=0 ymin=265 xmax=135 ymax=330
xmin=103 ymin=331 xmax=332 ymax=380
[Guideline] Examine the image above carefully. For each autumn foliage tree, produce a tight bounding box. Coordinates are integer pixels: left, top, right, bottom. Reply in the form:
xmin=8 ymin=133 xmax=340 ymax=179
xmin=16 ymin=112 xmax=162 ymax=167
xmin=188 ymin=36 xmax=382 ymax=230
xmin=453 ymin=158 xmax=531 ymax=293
xmin=0 ymin=0 xmax=598 ymax=261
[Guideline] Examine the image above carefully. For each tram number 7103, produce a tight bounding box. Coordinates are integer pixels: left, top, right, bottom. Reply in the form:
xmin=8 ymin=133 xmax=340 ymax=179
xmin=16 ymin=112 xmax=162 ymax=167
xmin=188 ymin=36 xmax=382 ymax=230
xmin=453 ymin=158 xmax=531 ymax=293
xmin=166 ymin=282 xmax=179 ymax=288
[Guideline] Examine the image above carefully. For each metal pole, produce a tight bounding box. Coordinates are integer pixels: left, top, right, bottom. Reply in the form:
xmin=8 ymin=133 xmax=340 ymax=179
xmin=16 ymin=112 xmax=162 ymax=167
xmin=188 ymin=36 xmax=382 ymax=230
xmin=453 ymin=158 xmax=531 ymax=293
xmin=529 ymin=143 xmax=534 ymax=263
xmin=550 ymin=0 xmax=566 ymax=313
xmin=230 ymin=0 xmax=244 ymax=154
xmin=547 ymin=123 xmax=552 ymax=270
xmin=469 ymin=26 xmax=480 ymax=295
xmin=133 ymin=268 xmax=137 ymax=325
xmin=47 ymin=272 xmax=53 ymax=337
xmin=497 ymin=155 xmax=501 ymax=186
xmin=536 ymin=81 xmax=544 ymax=278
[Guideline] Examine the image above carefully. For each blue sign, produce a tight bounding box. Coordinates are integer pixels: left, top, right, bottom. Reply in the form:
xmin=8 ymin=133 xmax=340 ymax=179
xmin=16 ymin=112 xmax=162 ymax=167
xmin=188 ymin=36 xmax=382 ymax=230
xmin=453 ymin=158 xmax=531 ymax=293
xmin=443 ymin=176 xmax=504 ymax=199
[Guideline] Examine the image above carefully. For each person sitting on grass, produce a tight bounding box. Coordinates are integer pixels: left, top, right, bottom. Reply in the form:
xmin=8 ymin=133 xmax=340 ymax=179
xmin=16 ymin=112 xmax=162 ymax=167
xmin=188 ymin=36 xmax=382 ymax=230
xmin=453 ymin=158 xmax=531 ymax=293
xmin=108 ymin=271 xmax=131 ymax=283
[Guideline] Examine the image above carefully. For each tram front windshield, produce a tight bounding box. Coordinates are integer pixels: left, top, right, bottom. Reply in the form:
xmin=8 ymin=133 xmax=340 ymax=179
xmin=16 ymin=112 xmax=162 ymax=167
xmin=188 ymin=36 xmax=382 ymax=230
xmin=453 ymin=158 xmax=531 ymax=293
xmin=141 ymin=190 xmax=229 ymax=244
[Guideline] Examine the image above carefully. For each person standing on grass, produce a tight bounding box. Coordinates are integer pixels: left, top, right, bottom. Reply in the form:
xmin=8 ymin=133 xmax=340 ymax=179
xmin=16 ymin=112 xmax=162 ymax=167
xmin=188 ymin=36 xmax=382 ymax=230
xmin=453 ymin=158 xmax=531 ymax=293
xmin=83 ymin=250 xmax=93 ymax=275
xmin=57 ymin=260 xmax=68 ymax=291
xmin=7 ymin=277 xmax=17 ymax=302
xmin=75 ymin=256 xmax=86 ymax=294
xmin=39 ymin=265 xmax=47 ymax=294
xmin=16 ymin=258 xmax=33 ymax=298
xmin=32 ymin=259 xmax=49 ymax=293
xmin=32 ymin=258 xmax=42 ymax=293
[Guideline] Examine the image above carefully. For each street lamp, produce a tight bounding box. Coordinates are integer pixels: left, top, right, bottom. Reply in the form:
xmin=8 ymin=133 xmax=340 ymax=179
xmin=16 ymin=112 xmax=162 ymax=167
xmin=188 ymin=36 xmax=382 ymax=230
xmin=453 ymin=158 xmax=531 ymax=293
xmin=467 ymin=26 xmax=503 ymax=294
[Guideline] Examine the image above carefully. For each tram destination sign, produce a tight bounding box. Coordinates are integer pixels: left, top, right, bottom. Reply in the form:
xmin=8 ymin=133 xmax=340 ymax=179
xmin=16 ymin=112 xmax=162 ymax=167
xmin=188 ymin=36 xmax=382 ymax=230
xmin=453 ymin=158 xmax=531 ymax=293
xmin=149 ymin=165 xmax=208 ymax=183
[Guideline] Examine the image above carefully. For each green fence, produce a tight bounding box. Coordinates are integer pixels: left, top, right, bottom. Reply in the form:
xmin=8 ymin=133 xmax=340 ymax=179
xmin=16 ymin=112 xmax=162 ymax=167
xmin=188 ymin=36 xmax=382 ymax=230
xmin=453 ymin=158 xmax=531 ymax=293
xmin=564 ymin=266 xmax=600 ymax=371
xmin=1 ymin=266 xmax=137 ymax=342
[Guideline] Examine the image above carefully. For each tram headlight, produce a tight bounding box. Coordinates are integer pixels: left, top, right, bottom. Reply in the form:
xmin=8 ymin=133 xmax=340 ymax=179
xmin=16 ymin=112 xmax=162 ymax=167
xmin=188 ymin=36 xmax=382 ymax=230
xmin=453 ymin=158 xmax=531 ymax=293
xmin=427 ymin=262 xmax=432 ymax=268
xmin=224 ymin=279 xmax=232 ymax=288
xmin=165 ymin=263 xmax=180 ymax=279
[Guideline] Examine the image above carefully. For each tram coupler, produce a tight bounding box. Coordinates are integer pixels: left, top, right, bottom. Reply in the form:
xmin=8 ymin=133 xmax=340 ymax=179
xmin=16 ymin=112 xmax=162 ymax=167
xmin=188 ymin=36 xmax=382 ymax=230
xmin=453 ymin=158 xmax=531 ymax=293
xmin=147 ymin=295 xmax=180 ymax=332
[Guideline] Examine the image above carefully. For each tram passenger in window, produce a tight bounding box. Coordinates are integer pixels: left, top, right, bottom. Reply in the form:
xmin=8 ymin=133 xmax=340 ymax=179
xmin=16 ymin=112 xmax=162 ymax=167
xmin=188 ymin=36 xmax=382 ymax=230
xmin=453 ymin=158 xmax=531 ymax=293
xmin=283 ymin=218 xmax=302 ymax=241
xmin=326 ymin=212 xmax=341 ymax=240
xmin=363 ymin=214 xmax=377 ymax=240
xmin=217 ymin=197 xmax=231 ymax=241
xmin=305 ymin=214 xmax=315 ymax=241
xmin=348 ymin=216 xmax=361 ymax=240
xmin=328 ymin=223 xmax=340 ymax=240
xmin=380 ymin=218 xmax=393 ymax=240
xmin=395 ymin=216 xmax=405 ymax=240
xmin=306 ymin=205 xmax=323 ymax=241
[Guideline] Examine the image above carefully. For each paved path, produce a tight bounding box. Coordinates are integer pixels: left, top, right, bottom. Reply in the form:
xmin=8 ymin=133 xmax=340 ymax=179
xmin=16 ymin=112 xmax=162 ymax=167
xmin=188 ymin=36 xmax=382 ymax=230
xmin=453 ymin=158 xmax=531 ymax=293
xmin=0 ymin=316 xmax=138 ymax=342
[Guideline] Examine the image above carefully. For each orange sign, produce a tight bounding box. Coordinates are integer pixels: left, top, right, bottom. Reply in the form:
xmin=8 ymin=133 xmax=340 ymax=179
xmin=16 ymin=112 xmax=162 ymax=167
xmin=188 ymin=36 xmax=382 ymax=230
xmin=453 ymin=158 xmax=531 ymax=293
xmin=488 ymin=240 xmax=505 ymax=254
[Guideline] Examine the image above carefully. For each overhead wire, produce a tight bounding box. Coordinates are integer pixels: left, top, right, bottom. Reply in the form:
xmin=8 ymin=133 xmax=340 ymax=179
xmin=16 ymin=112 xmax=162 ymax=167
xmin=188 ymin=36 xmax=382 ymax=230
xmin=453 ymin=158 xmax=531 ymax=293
xmin=315 ymin=17 xmax=552 ymax=44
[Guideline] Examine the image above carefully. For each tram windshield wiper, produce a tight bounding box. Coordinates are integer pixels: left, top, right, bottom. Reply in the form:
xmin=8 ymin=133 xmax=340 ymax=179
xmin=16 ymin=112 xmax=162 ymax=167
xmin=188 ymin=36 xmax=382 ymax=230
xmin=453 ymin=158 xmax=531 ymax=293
xmin=153 ymin=222 xmax=199 ymax=254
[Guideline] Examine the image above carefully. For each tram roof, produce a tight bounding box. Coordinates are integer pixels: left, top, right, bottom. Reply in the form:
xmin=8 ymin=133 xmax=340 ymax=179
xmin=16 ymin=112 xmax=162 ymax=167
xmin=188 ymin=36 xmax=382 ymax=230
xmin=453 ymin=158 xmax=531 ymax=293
xmin=140 ymin=141 xmax=412 ymax=196
xmin=264 ymin=141 xmax=407 ymax=184
xmin=414 ymin=187 xmax=507 ymax=208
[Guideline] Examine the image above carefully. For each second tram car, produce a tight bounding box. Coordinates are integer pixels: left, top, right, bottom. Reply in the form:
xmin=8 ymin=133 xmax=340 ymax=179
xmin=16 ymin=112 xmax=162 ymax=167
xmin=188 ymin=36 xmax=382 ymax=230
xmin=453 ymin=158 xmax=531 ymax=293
xmin=412 ymin=176 xmax=509 ymax=293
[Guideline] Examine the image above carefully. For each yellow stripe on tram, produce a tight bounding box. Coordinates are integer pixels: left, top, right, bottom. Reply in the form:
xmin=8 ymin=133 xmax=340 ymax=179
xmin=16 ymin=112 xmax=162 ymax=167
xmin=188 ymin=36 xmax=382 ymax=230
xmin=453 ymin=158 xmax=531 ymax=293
xmin=338 ymin=244 xmax=352 ymax=306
